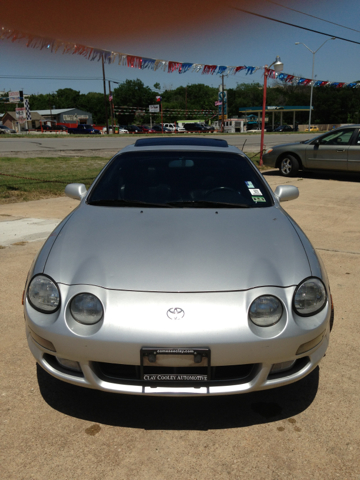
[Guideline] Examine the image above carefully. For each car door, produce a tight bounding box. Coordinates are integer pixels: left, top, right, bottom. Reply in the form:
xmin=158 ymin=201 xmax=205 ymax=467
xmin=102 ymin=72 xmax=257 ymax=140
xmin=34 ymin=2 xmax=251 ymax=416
xmin=305 ymin=128 xmax=356 ymax=171
xmin=347 ymin=128 xmax=360 ymax=172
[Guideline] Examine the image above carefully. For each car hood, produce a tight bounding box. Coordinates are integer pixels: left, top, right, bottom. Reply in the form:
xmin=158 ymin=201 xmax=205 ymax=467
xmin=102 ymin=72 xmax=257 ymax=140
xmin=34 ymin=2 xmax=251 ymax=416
xmin=44 ymin=205 xmax=311 ymax=292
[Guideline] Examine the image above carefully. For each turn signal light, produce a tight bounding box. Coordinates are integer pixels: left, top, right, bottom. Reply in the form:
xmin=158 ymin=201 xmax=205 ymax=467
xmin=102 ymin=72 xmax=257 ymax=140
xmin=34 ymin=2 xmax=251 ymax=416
xmin=296 ymin=330 xmax=326 ymax=355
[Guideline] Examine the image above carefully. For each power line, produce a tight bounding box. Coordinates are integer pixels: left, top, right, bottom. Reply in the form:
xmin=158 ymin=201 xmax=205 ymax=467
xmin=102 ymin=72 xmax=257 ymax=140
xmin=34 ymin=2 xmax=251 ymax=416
xmin=231 ymin=6 xmax=360 ymax=45
xmin=0 ymin=75 xmax=103 ymax=81
xmin=264 ymin=0 xmax=360 ymax=34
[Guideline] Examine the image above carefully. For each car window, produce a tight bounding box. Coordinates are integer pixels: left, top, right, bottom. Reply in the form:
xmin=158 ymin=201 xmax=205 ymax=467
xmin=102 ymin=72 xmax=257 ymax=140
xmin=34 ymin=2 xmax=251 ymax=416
xmin=88 ymin=151 xmax=273 ymax=208
xmin=319 ymin=129 xmax=355 ymax=146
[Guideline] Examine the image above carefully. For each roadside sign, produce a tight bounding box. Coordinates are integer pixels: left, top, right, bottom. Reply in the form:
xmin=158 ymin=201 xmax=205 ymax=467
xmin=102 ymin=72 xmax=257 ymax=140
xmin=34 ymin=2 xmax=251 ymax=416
xmin=9 ymin=91 xmax=22 ymax=103
xmin=149 ymin=105 xmax=160 ymax=113
xmin=16 ymin=107 xmax=26 ymax=123
xmin=218 ymin=91 xmax=227 ymax=115
xmin=218 ymin=115 xmax=228 ymax=120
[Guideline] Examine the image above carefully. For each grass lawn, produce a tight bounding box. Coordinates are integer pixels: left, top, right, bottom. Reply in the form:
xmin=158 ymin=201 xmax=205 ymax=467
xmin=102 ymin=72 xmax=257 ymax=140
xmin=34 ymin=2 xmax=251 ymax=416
xmin=0 ymin=156 xmax=108 ymax=204
xmin=0 ymin=153 xmax=264 ymax=204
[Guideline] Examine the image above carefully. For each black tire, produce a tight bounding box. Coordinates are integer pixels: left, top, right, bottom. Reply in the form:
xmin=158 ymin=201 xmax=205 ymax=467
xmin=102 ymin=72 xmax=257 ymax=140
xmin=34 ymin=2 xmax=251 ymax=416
xmin=279 ymin=154 xmax=299 ymax=177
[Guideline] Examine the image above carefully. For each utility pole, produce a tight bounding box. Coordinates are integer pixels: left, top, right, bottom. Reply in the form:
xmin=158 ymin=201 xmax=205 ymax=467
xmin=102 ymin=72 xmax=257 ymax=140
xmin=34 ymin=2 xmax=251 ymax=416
xmin=102 ymin=56 xmax=109 ymax=134
xmin=221 ymin=74 xmax=225 ymax=133
xmin=108 ymin=80 xmax=114 ymax=133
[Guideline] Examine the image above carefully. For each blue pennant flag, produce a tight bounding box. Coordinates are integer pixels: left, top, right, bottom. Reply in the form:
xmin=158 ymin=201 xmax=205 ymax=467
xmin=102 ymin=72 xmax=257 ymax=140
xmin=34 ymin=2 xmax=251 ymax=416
xmin=142 ymin=58 xmax=156 ymax=70
xmin=180 ymin=63 xmax=193 ymax=74
xmin=217 ymin=66 xmax=227 ymax=75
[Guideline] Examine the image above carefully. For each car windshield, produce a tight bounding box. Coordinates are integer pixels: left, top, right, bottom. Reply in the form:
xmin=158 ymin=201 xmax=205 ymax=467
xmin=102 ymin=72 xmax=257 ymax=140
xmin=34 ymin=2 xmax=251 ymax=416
xmin=88 ymin=151 xmax=272 ymax=208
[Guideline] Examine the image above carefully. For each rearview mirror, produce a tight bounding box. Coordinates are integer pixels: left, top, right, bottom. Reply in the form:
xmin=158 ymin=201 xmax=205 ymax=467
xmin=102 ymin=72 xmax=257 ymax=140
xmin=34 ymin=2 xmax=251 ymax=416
xmin=274 ymin=185 xmax=299 ymax=202
xmin=65 ymin=183 xmax=87 ymax=200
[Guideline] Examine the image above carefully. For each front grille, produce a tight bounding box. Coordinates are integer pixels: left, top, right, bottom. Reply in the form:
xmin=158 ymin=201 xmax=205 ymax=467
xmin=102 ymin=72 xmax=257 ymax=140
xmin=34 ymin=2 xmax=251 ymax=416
xmin=94 ymin=362 xmax=257 ymax=387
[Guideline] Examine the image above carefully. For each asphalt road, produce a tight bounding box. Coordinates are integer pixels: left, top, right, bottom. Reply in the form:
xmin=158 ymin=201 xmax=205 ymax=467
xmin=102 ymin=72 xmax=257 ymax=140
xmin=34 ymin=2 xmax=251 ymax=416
xmin=0 ymin=133 xmax=319 ymax=157
xmin=1 ymin=169 xmax=359 ymax=479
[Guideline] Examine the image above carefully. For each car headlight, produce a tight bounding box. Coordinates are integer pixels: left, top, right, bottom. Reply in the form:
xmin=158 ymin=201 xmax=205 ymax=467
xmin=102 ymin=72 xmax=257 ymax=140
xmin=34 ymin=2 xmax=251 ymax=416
xmin=249 ymin=295 xmax=283 ymax=327
xmin=27 ymin=275 xmax=60 ymax=313
xmin=265 ymin=148 xmax=273 ymax=154
xmin=293 ymin=277 xmax=327 ymax=316
xmin=70 ymin=293 xmax=103 ymax=325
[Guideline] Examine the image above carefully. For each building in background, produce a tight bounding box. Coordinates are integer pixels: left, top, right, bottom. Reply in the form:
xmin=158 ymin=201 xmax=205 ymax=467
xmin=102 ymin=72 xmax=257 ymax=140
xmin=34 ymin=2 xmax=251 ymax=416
xmin=34 ymin=108 xmax=93 ymax=126
xmin=2 ymin=111 xmax=45 ymax=131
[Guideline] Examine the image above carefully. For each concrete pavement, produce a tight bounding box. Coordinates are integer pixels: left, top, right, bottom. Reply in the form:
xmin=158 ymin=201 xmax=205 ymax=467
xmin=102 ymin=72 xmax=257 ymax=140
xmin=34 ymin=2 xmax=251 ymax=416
xmin=0 ymin=133 xmax=319 ymax=156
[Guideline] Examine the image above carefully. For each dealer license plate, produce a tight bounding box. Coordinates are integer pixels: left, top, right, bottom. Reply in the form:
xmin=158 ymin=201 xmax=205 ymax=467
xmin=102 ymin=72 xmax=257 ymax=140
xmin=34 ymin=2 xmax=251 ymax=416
xmin=140 ymin=347 xmax=211 ymax=382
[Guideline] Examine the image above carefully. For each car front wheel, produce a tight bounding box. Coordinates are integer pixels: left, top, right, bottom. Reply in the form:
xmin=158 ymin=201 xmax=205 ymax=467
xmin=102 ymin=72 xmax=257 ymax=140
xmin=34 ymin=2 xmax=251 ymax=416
xmin=279 ymin=155 xmax=299 ymax=177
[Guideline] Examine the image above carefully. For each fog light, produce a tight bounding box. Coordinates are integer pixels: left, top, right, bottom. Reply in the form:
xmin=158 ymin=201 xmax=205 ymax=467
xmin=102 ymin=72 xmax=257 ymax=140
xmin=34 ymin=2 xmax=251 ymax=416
xmin=56 ymin=357 xmax=82 ymax=372
xmin=296 ymin=330 xmax=326 ymax=355
xmin=270 ymin=360 xmax=296 ymax=374
xmin=29 ymin=329 xmax=56 ymax=352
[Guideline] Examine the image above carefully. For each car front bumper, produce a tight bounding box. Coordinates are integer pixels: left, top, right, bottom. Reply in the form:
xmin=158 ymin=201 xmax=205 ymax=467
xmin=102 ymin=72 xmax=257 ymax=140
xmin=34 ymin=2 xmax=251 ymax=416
xmin=262 ymin=152 xmax=277 ymax=167
xmin=25 ymin=285 xmax=331 ymax=397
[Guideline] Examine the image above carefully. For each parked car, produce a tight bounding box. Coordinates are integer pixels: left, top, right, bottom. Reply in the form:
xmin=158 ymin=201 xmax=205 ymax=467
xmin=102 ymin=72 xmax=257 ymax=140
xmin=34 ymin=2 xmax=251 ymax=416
xmin=265 ymin=125 xmax=280 ymax=132
xmin=126 ymin=125 xmax=144 ymax=134
xmin=118 ymin=127 xmax=129 ymax=134
xmin=274 ymin=125 xmax=294 ymax=132
xmin=305 ymin=126 xmax=320 ymax=133
xmin=263 ymin=125 xmax=360 ymax=176
xmin=183 ymin=123 xmax=209 ymax=132
xmin=151 ymin=125 xmax=172 ymax=133
xmin=24 ymin=136 xmax=333 ymax=397
xmin=0 ymin=125 xmax=16 ymax=133
xmin=139 ymin=126 xmax=156 ymax=133
xmin=162 ymin=123 xmax=177 ymax=132
xmin=68 ymin=124 xmax=101 ymax=134
xmin=160 ymin=123 xmax=185 ymax=133
xmin=202 ymin=124 xmax=215 ymax=132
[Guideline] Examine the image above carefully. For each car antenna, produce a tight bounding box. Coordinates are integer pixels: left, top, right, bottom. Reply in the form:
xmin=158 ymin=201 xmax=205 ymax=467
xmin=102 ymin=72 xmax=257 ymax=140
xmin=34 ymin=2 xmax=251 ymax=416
xmin=242 ymin=139 xmax=247 ymax=151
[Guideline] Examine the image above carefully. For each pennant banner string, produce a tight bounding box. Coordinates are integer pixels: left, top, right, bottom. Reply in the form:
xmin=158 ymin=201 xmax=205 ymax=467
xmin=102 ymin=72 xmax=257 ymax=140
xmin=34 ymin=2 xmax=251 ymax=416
xmin=1 ymin=26 xmax=359 ymax=88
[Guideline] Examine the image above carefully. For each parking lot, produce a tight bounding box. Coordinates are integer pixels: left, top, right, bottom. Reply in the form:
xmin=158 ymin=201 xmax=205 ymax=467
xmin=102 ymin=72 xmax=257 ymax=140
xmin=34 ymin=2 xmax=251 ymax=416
xmin=1 ymin=168 xmax=359 ymax=479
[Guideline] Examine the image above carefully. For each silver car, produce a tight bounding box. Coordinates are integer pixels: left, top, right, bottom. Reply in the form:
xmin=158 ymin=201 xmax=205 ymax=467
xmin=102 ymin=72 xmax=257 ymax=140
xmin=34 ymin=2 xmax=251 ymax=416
xmin=24 ymin=137 xmax=333 ymax=397
xmin=263 ymin=125 xmax=360 ymax=176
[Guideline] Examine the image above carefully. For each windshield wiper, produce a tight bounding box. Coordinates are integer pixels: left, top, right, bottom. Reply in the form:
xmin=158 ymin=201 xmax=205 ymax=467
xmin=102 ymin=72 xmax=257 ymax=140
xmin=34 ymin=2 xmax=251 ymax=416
xmin=166 ymin=200 xmax=250 ymax=208
xmin=88 ymin=199 xmax=174 ymax=207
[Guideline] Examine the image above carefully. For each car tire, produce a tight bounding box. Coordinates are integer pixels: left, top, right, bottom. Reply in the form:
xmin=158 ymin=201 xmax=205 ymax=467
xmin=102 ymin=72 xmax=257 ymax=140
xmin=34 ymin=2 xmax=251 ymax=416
xmin=279 ymin=155 xmax=299 ymax=177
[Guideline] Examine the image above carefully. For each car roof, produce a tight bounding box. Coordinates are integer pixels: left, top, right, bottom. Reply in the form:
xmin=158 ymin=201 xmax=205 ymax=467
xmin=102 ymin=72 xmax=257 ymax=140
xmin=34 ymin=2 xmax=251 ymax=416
xmin=119 ymin=137 xmax=240 ymax=154
xmin=134 ymin=137 xmax=229 ymax=148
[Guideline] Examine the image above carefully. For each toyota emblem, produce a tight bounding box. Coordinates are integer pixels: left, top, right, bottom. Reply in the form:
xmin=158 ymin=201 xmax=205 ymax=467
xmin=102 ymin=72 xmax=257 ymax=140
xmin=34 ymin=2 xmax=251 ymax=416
xmin=166 ymin=307 xmax=185 ymax=320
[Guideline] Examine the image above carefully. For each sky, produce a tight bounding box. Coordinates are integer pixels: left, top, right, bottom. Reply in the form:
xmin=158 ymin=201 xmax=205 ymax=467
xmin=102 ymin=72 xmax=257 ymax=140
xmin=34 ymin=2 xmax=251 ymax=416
xmin=1 ymin=0 xmax=360 ymax=97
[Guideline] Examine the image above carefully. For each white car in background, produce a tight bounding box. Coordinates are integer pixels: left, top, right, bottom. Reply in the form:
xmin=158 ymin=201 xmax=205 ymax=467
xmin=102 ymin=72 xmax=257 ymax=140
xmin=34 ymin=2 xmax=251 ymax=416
xmin=162 ymin=123 xmax=185 ymax=133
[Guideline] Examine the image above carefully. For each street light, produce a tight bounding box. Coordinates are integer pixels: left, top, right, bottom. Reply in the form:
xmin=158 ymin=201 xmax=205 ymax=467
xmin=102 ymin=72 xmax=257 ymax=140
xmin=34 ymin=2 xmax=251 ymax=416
xmin=295 ymin=37 xmax=336 ymax=131
xmin=260 ymin=56 xmax=283 ymax=165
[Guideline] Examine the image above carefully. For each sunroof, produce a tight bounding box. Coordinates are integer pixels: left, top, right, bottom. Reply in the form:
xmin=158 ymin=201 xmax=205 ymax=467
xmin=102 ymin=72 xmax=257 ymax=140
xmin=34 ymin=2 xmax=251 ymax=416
xmin=134 ymin=137 xmax=229 ymax=148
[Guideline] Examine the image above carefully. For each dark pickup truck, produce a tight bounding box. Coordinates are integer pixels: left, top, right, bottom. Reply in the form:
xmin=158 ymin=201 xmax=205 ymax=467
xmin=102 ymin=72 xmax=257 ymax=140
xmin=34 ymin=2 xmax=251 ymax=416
xmin=67 ymin=124 xmax=101 ymax=134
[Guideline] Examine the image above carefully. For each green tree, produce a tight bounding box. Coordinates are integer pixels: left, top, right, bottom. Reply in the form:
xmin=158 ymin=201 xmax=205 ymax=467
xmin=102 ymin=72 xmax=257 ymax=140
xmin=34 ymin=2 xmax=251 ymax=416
xmin=78 ymin=92 xmax=105 ymax=124
xmin=113 ymin=79 xmax=155 ymax=124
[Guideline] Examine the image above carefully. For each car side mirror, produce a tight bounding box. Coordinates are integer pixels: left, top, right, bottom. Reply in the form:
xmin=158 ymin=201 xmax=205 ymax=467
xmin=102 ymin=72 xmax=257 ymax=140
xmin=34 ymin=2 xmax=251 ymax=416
xmin=313 ymin=138 xmax=320 ymax=145
xmin=65 ymin=183 xmax=87 ymax=200
xmin=274 ymin=185 xmax=299 ymax=202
